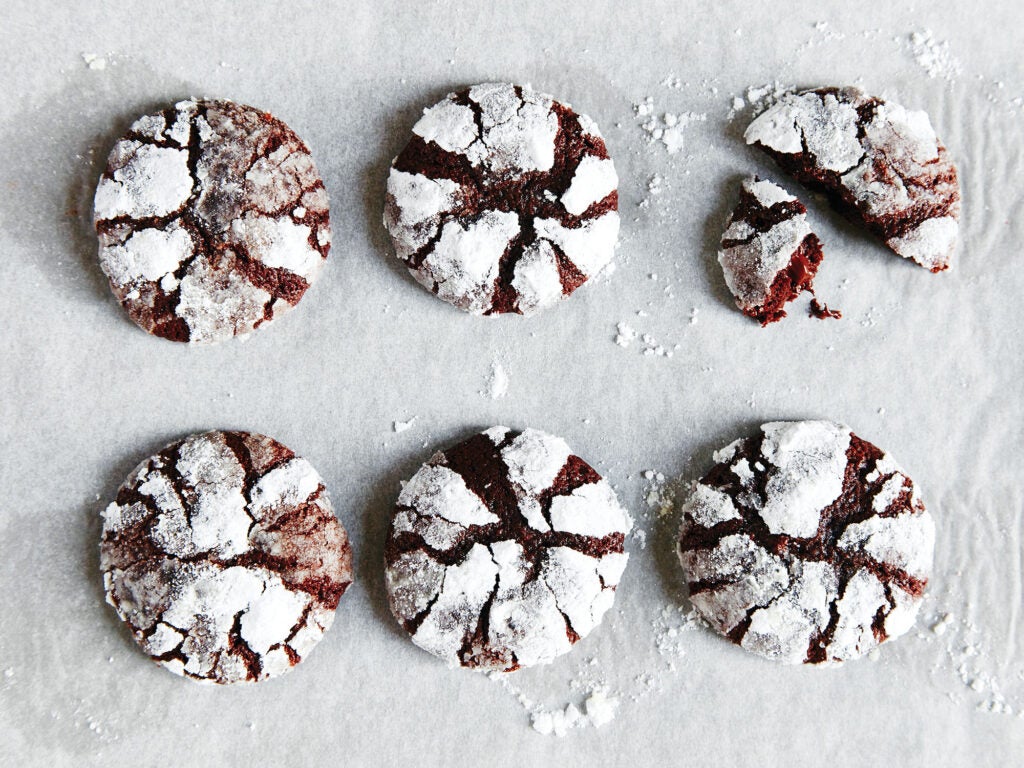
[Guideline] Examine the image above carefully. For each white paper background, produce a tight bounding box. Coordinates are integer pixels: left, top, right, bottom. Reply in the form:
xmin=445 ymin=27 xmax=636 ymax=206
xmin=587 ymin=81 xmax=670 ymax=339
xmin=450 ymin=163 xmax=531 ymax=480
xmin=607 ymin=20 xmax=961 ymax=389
xmin=1 ymin=1 xmax=1022 ymax=765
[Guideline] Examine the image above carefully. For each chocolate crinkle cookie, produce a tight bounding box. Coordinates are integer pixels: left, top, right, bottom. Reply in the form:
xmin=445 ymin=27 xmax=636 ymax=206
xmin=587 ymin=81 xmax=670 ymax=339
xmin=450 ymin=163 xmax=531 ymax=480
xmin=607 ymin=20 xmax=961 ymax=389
xmin=100 ymin=430 xmax=352 ymax=684
xmin=745 ymin=87 xmax=960 ymax=272
xmin=677 ymin=421 xmax=934 ymax=665
xmin=94 ymin=99 xmax=331 ymax=343
xmin=719 ymin=176 xmax=826 ymax=325
xmin=384 ymin=427 xmax=632 ymax=671
xmin=384 ymin=83 xmax=619 ymax=316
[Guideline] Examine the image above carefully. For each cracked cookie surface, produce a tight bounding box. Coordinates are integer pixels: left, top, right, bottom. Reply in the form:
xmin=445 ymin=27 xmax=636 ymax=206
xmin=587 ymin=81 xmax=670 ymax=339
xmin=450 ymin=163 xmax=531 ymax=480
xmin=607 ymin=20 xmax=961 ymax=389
xmin=100 ymin=430 xmax=352 ymax=684
xmin=384 ymin=427 xmax=631 ymax=671
xmin=744 ymin=87 xmax=960 ymax=272
xmin=677 ymin=420 xmax=934 ymax=665
xmin=384 ymin=83 xmax=619 ymax=316
xmin=94 ymin=99 xmax=331 ymax=343
xmin=719 ymin=176 xmax=825 ymax=325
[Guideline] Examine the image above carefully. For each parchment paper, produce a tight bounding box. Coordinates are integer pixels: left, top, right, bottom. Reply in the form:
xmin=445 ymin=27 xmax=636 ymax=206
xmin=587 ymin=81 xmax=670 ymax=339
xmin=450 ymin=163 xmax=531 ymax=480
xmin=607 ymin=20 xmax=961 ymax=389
xmin=1 ymin=1 xmax=1022 ymax=765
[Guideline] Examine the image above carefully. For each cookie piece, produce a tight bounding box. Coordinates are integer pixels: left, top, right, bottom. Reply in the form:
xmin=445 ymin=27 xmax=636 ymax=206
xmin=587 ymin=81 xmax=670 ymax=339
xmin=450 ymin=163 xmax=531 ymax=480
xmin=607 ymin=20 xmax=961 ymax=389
xmin=677 ymin=421 xmax=934 ymax=665
xmin=809 ymin=298 xmax=842 ymax=320
xmin=384 ymin=83 xmax=619 ymax=315
xmin=100 ymin=430 xmax=352 ymax=684
xmin=718 ymin=176 xmax=825 ymax=325
xmin=384 ymin=427 xmax=631 ymax=671
xmin=744 ymin=87 xmax=960 ymax=272
xmin=94 ymin=99 xmax=331 ymax=343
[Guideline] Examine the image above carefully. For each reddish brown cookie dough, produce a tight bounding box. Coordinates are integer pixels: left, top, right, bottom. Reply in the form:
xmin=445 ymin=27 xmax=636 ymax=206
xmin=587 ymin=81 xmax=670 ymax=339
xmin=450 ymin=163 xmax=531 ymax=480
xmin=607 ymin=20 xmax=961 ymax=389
xmin=809 ymin=298 xmax=842 ymax=320
xmin=384 ymin=83 xmax=619 ymax=316
xmin=745 ymin=87 xmax=960 ymax=272
xmin=384 ymin=427 xmax=631 ymax=671
xmin=94 ymin=99 xmax=331 ymax=343
xmin=718 ymin=177 xmax=825 ymax=325
xmin=100 ymin=430 xmax=352 ymax=684
xmin=677 ymin=421 xmax=934 ymax=665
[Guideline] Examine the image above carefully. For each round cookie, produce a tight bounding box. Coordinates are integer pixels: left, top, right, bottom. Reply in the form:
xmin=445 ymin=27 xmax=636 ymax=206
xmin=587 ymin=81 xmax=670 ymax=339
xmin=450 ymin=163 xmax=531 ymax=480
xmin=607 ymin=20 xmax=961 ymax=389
xmin=744 ymin=87 xmax=960 ymax=272
xmin=384 ymin=83 xmax=619 ymax=316
xmin=677 ymin=421 xmax=934 ymax=665
xmin=384 ymin=427 xmax=631 ymax=671
xmin=94 ymin=99 xmax=331 ymax=343
xmin=100 ymin=430 xmax=352 ymax=684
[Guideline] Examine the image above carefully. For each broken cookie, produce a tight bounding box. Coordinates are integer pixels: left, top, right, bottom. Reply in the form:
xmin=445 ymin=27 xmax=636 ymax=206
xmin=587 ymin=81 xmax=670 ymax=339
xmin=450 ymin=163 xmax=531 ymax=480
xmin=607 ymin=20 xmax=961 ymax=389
xmin=100 ymin=430 xmax=353 ymax=684
xmin=94 ymin=99 xmax=331 ymax=343
xmin=384 ymin=427 xmax=631 ymax=671
xmin=677 ymin=420 xmax=934 ymax=665
xmin=718 ymin=176 xmax=825 ymax=325
xmin=745 ymin=87 xmax=960 ymax=272
xmin=384 ymin=83 xmax=619 ymax=316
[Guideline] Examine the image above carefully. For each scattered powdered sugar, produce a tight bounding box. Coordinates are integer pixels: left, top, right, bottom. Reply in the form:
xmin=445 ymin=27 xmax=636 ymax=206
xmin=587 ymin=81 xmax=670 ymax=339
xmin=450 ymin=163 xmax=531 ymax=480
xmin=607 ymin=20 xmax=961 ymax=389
xmin=489 ymin=669 xmax=621 ymax=736
xmin=908 ymin=29 xmax=963 ymax=83
xmin=917 ymin=606 xmax=1022 ymax=717
xmin=483 ymin=359 xmax=509 ymax=399
xmin=654 ymin=604 xmax=707 ymax=667
xmin=635 ymin=98 xmax=707 ymax=154
xmin=613 ymin=321 xmax=677 ymax=358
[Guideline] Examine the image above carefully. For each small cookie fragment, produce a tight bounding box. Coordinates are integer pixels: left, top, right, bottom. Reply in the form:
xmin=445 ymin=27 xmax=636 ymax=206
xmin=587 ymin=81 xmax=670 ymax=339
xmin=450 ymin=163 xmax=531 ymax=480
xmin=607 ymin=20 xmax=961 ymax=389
xmin=677 ymin=420 xmax=934 ymax=665
xmin=94 ymin=99 xmax=331 ymax=343
xmin=809 ymin=298 xmax=842 ymax=320
xmin=384 ymin=83 xmax=619 ymax=316
xmin=745 ymin=87 xmax=960 ymax=272
xmin=384 ymin=427 xmax=632 ymax=671
xmin=100 ymin=430 xmax=353 ymax=684
xmin=718 ymin=176 xmax=825 ymax=325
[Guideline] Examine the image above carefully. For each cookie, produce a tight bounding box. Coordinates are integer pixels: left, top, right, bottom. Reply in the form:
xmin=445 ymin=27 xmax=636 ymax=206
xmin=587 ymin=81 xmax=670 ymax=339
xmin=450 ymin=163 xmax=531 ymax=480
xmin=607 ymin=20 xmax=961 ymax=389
xmin=677 ymin=421 xmax=934 ymax=665
xmin=384 ymin=427 xmax=631 ymax=671
xmin=94 ymin=99 xmax=331 ymax=343
xmin=100 ymin=430 xmax=352 ymax=684
xmin=744 ymin=87 xmax=960 ymax=272
xmin=718 ymin=176 xmax=825 ymax=325
xmin=384 ymin=83 xmax=619 ymax=315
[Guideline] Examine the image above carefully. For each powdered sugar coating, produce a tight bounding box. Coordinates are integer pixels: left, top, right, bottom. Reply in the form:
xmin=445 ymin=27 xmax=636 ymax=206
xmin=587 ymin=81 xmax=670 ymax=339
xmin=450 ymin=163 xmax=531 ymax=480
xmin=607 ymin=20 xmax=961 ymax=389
xmin=384 ymin=83 xmax=619 ymax=316
xmin=677 ymin=420 xmax=934 ymax=665
xmin=100 ymin=431 xmax=352 ymax=684
xmin=94 ymin=99 xmax=331 ymax=343
xmin=385 ymin=427 xmax=632 ymax=671
xmin=745 ymin=87 xmax=960 ymax=272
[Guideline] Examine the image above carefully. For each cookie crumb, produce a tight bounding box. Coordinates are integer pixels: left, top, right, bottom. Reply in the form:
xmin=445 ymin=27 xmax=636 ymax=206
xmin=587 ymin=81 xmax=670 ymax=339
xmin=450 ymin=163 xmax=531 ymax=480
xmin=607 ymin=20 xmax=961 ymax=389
xmin=809 ymin=298 xmax=842 ymax=320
